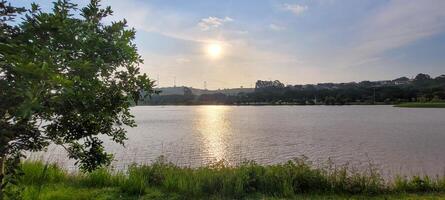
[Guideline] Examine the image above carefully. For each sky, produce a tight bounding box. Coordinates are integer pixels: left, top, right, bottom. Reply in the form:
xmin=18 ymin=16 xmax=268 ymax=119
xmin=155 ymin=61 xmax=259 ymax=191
xmin=15 ymin=0 xmax=445 ymax=89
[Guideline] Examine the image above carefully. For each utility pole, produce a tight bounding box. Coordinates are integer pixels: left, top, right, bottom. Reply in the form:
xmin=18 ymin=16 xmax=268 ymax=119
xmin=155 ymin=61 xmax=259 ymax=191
xmin=174 ymin=76 xmax=176 ymax=88
xmin=204 ymin=81 xmax=207 ymax=90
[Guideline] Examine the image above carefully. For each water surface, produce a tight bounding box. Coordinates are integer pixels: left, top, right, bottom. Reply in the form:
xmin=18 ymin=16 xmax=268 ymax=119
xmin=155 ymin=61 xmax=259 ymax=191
xmin=38 ymin=105 xmax=445 ymax=177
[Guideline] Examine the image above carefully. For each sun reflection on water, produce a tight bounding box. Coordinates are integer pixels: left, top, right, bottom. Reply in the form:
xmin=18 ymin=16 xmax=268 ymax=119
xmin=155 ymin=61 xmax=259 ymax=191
xmin=195 ymin=106 xmax=232 ymax=163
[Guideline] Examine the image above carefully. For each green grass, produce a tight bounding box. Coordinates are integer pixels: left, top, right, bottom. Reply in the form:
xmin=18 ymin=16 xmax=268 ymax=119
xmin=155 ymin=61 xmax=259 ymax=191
xmin=6 ymin=157 xmax=445 ymax=199
xmin=395 ymin=102 xmax=445 ymax=108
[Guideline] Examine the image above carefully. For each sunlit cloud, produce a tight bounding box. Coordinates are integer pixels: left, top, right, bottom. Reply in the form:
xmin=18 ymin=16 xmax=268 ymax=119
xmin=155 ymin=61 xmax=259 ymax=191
xmin=19 ymin=0 xmax=441 ymax=87
xmin=198 ymin=16 xmax=234 ymax=31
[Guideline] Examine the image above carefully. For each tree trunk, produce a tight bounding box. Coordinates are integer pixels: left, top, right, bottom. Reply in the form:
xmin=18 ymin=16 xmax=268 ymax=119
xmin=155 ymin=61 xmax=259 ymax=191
xmin=0 ymin=156 xmax=4 ymax=200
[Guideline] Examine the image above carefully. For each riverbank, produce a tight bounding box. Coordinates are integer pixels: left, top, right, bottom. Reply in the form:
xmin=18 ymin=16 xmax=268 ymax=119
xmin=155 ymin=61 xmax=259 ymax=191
xmin=139 ymin=102 xmax=391 ymax=106
xmin=395 ymin=102 xmax=445 ymax=108
xmin=12 ymin=158 xmax=445 ymax=199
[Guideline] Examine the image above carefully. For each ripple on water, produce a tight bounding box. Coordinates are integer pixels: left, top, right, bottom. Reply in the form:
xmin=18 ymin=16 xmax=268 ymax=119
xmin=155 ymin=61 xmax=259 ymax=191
xmin=32 ymin=105 xmax=445 ymax=177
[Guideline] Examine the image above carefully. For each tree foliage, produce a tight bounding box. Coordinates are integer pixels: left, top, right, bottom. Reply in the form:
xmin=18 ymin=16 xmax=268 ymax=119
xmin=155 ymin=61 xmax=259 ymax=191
xmin=144 ymin=74 xmax=445 ymax=105
xmin=0 ymin=0 xmax=155 ymax=196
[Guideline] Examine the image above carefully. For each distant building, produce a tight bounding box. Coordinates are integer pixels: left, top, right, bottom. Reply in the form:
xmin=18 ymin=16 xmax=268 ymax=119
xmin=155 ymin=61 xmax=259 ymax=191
xmin=374 ymin=80 xmax=393 ymax=86
xmin=393 ymin=77 xmax=411 ymax=85
xmin=183 ymin=87 xmax=193 ymax=96
xmin=255 ymin=80 xmax=285 ymax=91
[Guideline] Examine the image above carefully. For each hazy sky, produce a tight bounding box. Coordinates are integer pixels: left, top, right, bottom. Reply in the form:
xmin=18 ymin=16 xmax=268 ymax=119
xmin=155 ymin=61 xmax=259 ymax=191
xmin=16 ymin=0 xmax=445 ymax=89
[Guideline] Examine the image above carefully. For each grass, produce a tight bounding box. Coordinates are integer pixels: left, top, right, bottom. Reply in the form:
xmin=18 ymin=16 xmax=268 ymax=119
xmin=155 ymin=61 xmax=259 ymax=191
xmin=395 ymin=102 xmax=445 ymax=108
xmin=7 ymin=157 xmax=445 ymax=199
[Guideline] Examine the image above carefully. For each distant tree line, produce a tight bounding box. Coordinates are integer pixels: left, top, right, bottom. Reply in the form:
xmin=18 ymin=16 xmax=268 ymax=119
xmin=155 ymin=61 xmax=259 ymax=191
xmin=140 ymin=73 xmax=445 ymax=105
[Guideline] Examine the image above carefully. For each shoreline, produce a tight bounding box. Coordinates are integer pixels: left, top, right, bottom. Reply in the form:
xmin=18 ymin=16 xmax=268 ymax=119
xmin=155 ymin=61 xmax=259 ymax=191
xmin=136 ymin=103 xmax=394 ymax=106
xmin=394 ymin=102 xmax=445 ymax=108
xmin=136 ymin=103 xmax=445 ymax=108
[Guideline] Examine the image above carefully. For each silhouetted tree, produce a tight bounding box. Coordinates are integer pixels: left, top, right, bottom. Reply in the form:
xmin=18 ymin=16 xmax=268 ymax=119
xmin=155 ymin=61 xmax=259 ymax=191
xmin=414 ymin=73 xmax=432 ymax=81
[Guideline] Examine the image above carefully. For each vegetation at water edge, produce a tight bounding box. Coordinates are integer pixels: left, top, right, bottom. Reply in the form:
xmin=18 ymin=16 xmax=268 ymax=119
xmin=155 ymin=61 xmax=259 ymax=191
xmin=6 ymin=157 xmax=445 ymax=199
xmin=395 ymin=102 xmax=445 ymax=108
xmin=143 ymin=73 xmax=445 ymax=106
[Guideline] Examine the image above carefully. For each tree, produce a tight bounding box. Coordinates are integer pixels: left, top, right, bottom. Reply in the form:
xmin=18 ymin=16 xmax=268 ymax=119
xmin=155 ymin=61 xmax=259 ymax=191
xmin=435 ymin=75 xmax=445 ymax=81
xmin=0 ymin=0 xmax=155 ymax=197
xmin=393 ymin=76 xmax=410 ymax=82
xmin=414 ymin=73 xmax=432 ymax=81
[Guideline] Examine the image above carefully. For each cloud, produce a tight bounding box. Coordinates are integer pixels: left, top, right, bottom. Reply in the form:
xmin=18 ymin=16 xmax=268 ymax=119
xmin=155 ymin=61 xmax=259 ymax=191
xmin=282 ymin=3 xmax=308 ymax=15
xmin=348 ymin=0 xmax=445 ymax=65
xmin=358 ymin=0 xmax=445 ymax=53
xmin=198 ymin=16 xmax=234 ymax=31
xmin=269 ymin=24 xmax=286 ymax=31
xmin=101 ymin=2 xmax=292 ymax=87
xmin=101 ymin=1 xmax=246 ymax=47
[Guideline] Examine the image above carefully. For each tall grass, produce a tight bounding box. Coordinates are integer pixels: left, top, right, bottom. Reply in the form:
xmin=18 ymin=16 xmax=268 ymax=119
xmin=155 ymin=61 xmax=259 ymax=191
xmin=16 ymin=157 xmax=445 ymax=199
xmin=20 ymin=161 xmax=67 ymax=185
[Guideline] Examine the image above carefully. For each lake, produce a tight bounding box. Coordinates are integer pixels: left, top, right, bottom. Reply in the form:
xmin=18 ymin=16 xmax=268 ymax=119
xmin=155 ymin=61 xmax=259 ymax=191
xmin=37 ymin=105 xmax=445 ymax=177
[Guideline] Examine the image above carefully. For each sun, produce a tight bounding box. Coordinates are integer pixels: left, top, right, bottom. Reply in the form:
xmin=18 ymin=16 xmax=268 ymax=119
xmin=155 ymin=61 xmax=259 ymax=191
xmin=206 ymin=43 xmax=223 ymax=58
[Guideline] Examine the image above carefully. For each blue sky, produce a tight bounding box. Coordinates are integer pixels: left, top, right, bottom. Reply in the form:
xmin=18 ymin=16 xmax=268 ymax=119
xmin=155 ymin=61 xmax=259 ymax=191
xmin=15 ymin=0 xmax=445 ymax=89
